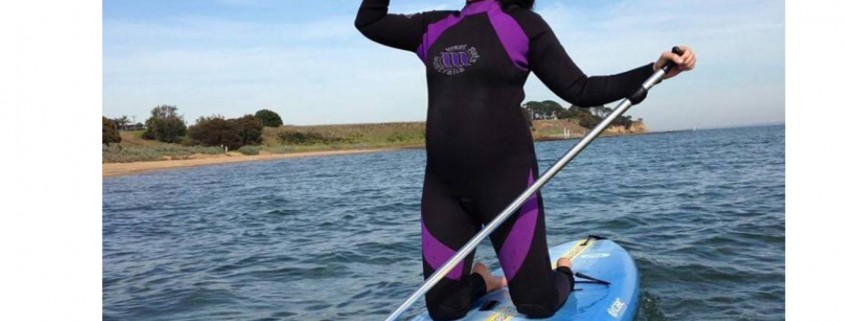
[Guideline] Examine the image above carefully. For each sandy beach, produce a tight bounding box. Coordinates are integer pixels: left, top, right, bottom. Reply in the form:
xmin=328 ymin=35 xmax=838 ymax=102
xmin=102 ymin=148 xmax=401 ymax=177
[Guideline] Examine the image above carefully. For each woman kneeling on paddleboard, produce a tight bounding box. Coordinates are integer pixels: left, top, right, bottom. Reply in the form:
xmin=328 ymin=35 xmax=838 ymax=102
xmin=355 ymin=0 xmax=695 ymax=319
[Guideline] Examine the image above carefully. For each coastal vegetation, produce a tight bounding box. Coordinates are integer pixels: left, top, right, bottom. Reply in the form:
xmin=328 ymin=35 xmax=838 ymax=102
xmin=102 ymin=117 xmax=121 ymax=145
xmin=255 ymin=109 xmax=283 ymax=128
xmin=187 ymin=114 xmax=264 ymax=150
xmin=521 ymin=100 xmax=638 ymax=130
xmin=142 ymin=105 xmax=187 ymax=143
xmin=103 ymin=101 xmax=647 ymax=163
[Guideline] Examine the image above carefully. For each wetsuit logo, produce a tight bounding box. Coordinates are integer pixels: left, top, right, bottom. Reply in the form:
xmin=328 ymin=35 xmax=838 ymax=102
xmin=433 ymin=45 xmax=480 ymax=76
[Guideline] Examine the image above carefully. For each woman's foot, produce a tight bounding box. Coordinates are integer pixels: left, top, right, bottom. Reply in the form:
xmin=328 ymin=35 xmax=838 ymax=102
xmin=472 ymin=263 xmax=507 ymax=292
xmin=556 ymin=257 xmax=571 ymax=270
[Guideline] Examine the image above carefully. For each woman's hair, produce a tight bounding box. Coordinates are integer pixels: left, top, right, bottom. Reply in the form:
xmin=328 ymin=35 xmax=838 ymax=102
xmin=499 ymin=0 xmax=535 ymax=9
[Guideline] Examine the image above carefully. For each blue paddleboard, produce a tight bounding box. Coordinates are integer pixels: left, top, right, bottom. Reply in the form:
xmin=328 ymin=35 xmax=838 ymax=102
xmin=411 ymin=237 xmax=639 ymax=321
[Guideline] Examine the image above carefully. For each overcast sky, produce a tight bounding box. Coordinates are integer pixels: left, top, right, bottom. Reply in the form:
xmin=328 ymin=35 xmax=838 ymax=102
xmin=103 ymin=0 xmax=784 ymax=131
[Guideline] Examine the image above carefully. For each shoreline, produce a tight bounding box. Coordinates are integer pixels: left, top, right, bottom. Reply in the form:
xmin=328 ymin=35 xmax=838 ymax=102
xmin=102 ymin=147 xmax=413 ymax=178
xmin=101 ymin=133 xmax=659 ymax=178
xmin=102 ymin=129 xmax=673 ymax=178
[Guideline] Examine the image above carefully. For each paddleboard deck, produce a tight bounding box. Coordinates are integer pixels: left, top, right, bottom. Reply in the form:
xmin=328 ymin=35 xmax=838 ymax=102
xmin=411 ymin=236 xmax=639 ymax=321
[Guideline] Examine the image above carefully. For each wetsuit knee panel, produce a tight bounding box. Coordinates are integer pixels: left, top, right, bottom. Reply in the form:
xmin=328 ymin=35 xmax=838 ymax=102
xmin=512 ymin=267 xmax=575 ymax=318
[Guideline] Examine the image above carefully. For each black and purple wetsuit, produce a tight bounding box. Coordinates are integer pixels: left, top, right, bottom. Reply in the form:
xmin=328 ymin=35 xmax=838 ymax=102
xmin=355 ymin=0 xmax=654 ymax=319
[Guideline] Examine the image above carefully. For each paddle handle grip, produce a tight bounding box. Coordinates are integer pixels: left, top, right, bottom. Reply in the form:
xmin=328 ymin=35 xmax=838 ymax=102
xmin=628 ymin=46 xmax=683 ymax=104
xmin=661 ymin=46 xmax=686 ymax=72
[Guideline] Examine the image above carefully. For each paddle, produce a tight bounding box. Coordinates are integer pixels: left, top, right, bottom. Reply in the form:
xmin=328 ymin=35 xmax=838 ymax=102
xmin=385 ymin=47 xmax=686 ymax=321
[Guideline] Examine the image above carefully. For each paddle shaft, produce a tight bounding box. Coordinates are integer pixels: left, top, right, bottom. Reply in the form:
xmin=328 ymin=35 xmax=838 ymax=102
xmin=384 ymin=47 xmax=685 ymax=321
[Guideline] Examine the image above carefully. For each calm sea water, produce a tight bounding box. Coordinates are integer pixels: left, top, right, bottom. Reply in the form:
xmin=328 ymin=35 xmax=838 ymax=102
xmin=103 ymin=125 xmax=785 ymax=321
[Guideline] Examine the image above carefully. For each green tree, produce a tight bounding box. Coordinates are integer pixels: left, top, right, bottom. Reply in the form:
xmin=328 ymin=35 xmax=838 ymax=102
xmin=567 ymin=105 xmax=593 ymax=119
xmin=540 ymin=100 xmax=565 ymax=118
xmin=611 ymin=114 xmax=634 ymax=129
xmin=255 ymin=109 xmax=283 ymax=127
xmin=142 ymin=105 xmax=187 ymax=143
xmin=577 ymin=112 xmax=600 ymax=129
xmin=187 ymin=115 xmax=239 ymax=148
xmin=522 ymin=100 xmax=565 ymax=120
xmin=102 ymin=117 xmax=121 ymax=145
xmin=590 ymin=105 xmax=612 ymax=118
xmin=583 ymin=105 xmax=634 ymax=129
xmin=187 ymin=114 xmax=264 ymax=150
xmin=111 ymin=115 xmax=130 ymax=131
xmin=555 ymin=106 xmax=574 ymax=119
xmin=237 ymin=114 xmax=264 ymax=146
xmin=523 ymin=101 xmax=539 ymax=120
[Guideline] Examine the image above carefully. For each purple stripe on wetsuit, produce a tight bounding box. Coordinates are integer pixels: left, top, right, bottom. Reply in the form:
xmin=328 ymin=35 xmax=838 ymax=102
xmin=499 ymin=169 xmax=539 ymax=281
xmin=422 ymin=221 xmax=465 ymax=281
xmin=417 ymin=14 xmax=463 ymax=61
xmin=486 ymin=4 xmax=530 ymax=70
xmin=417 ymin=0 xmax=529 ymax=71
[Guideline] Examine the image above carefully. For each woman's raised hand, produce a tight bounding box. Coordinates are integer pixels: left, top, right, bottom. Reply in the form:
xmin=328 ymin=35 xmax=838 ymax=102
xmin=654 ymin=45 xmax=697 ymax=79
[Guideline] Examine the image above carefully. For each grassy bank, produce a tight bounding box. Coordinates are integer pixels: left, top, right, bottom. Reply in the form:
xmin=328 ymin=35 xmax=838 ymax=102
xmin=103 ymin=131 xmax=228 ymax=163
xmin=103 ymin=122 xmax=426 ymax=163
xmin=261 ymin=122 xmax=426 ymax=153
xmin=102 ymin=120 xmax=646 ymax=163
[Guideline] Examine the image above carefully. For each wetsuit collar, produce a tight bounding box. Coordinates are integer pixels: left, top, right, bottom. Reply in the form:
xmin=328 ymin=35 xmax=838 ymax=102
xmin=463 ymin=0 xmax=500 ymax=16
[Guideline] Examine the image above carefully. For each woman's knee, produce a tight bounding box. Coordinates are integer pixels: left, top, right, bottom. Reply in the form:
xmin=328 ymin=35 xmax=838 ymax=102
xmin=511 ymin=269 xmax=573 ymax=318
